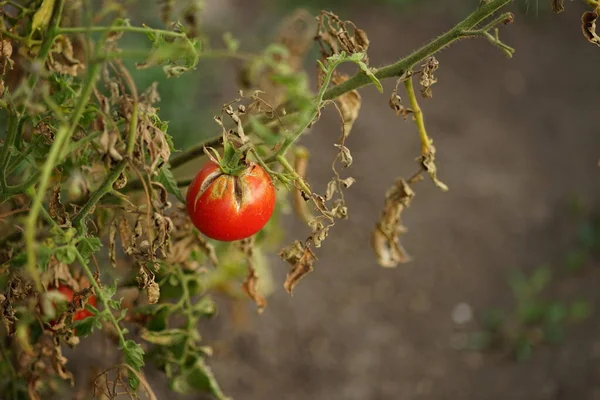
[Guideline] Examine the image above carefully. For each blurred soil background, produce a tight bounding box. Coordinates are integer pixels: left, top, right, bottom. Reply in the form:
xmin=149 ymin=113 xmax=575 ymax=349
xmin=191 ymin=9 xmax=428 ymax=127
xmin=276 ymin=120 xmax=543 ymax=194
xmin=69 ymin=0 xmax=600 ymax=399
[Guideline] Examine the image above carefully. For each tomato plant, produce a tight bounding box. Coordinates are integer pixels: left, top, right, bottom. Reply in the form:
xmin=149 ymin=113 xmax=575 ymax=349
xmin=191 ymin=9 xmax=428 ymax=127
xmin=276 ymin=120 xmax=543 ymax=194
xmin=186 ymin=161 xmax=276 ymax=242
xmin=0 ymin=0 xmax=597 ymax=398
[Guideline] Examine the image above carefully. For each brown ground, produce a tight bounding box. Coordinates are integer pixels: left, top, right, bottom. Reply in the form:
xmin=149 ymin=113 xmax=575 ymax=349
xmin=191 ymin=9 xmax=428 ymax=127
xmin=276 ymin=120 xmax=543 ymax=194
xmin=74 ymin=1 xmax=600 ymax=399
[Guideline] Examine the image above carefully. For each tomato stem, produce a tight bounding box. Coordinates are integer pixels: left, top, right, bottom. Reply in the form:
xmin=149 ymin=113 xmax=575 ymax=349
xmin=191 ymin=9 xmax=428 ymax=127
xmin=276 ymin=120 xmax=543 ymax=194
xmin=276 ymin=154 xmax=311 ymax=195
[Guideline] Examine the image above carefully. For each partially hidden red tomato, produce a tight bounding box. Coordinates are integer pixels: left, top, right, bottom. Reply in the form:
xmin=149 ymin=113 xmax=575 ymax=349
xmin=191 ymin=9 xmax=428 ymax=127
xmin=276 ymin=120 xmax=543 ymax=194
xmin=186 ymin=161 xmax=276 ymax=241
xmin=54 ymin=284 xmax=97 ymax=322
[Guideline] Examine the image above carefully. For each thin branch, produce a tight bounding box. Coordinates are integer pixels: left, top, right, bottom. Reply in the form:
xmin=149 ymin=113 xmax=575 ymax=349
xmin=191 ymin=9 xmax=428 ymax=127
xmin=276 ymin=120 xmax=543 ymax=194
xmin=322 ymin=0 xmax=513 ymax=101
xmin=72 ymin=161 xmax=127 ymax=227
xmin=58 ymin=24 xmax=186 ymax=38
xmin=403 ymin=76 xmax=431 ymax=155
xmin=164 ymin=0 xmax=514 ymax=171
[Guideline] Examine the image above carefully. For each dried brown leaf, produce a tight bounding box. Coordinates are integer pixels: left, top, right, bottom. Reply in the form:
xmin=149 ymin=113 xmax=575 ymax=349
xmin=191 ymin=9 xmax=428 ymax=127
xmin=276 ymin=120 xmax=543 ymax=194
xmin=308 ymin=220 xmax=330 ymax=248
xmin=582 ymin=10 xmax=600 ymax=46
xmin=49 ymin=186 xmax=68 ymax=225
xmin=198 ymin=235 xmax=219 ymax=267
xmin=109 ymin=219 xmax=117 ymax=267
xmin=281 ymin=241 xmax=317 ymax=294
xmin=552 ymin=0 xmax=564 ymax=13
xmin=147 ymin=281 xmax=160 ymax=304
xmin=331 ymin=72 xmax=362 ymax=137
xmin=112 ymin=171 xmax=128 ymax=190
xmin=418 ymin=144 xmax=448 ymax=191
xmin=334 ymin=143 xmax=353 ymax=168
xmin=316 ymin=11 xmax=370 ymax=63
xmin=152 ymin=213 xmax=173 ymax=258
xmin=419 ymin=56 xmax=439 ymax=98
xmin=325 ymin=180 xmax=338 ymax=201
xmin=98 ymin=129 xmax=123 ymax=162
xmin=311 ymin=194 xmax=329 ymax=215
xmin=41 ymin=260 xmax=79 ymax=291
xmin=242 ymin=263 xmax=267 ymax=313
xmin=372 ymin=179 xmax=415 ymax=267
xmin=1 ymin=276 xmax=34 ymax=335
xmin=46 ymin=36 xmax=84 ymax=76
xmin=118 ymin=215 xmax=134 ymax=255
xmin=331 ymin=198 xmax=348 ymax=219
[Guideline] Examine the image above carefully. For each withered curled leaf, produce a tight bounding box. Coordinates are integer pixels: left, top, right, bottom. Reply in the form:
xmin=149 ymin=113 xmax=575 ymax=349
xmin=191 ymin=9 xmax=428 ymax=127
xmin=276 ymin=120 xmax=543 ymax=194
xmin=46 ymin=36 xmax=84 ymax=76
xmin=118 ymin=215 xmax=134 ymax=255
xmin=316 ymin=11 xmax=371 ymax=63
xmin=109 ymin=219 xmax=117 ymax=267
xmin=372 ymin=179 xmax=415 ymax=268
xmin=49 ymin=186 xmax=68 ymax=225
xmin=552 ymin=0 xmax=564 ymax=13
xmin=238 ymin=238 xmax=267 ymax=312
xmin=147 ymin=281 xmax=160 ymax=304
xmin=419 ymin=56 xmax=439 ymax=98
xmin=582 ymin=10 xmax=600 ymax=47
xmin=418 ymin=143 xmax=448 ymax=192
xmin=308 ymin=220 xmax=330 ymax=248
xmin=281 ymin=241 xmax=316 ymax=294
xmin=331 ymin=72 xmax=362 ymax=137
xmin=242 ymin=263 xmax=267 ymax=313
xmin=334 ymin=143 xmax=353 ymax=167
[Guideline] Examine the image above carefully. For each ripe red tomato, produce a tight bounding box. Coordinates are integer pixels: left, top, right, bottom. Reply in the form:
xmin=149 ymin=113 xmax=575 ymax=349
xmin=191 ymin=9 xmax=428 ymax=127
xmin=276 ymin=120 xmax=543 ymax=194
xmin=55 ymin=284 xmax=97 ymax=321
xmin=186 ymin=161 xmax=276 ymax=241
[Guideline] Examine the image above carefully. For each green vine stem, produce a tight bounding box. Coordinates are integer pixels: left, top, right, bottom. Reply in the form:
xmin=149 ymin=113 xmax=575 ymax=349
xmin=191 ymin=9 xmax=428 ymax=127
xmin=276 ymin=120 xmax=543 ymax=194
xmin=72 ymin=161 xmax=127 ymax=227
xmin=321 ymin=0 xmax=513 ymax=101
xmin=72 ymin=64 xmax=139 ymax=227
xmin=265 ymin=57 xmax=341 ymax=164
xmin=25 ymin=61 xmax=101 ymax=290
xmin=276 ymin=154 xmax=311 ymax=195
xmin=164 ymin=0 xmax=514 ymax=173
xmin=74 ymin=250 xmax=127 ymax=347
xmin=58 ymin=25 xmax=188 ymax=38
xmin=403 ymin=76 xmax=431 ymax=155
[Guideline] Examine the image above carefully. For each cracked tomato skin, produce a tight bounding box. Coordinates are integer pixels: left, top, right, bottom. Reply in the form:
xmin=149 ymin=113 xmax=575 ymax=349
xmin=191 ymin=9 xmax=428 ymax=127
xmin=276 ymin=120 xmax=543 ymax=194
xmin=186 ymin=161 xmax=276 ymax=241
xmin=54 ymin=284 xmax=97 ymax=321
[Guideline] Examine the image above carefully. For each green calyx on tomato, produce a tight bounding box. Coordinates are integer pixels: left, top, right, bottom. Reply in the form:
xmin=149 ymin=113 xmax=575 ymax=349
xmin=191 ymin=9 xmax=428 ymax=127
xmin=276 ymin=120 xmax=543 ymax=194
xmin=204 ymin=131 xmax=249 ymax=176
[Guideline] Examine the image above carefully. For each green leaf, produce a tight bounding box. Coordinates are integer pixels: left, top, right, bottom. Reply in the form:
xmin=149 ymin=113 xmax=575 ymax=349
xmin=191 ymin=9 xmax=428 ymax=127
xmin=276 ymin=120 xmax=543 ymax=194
xmin=72 ymin=316 xmax=96 ymax=337
xmin=356 ymin=61 xmax=383 ymax=93
xmin=30 ymin=0 xmax=56 ymax=35
xmin=55 ymin=245 xmax=77 ymax=264
xmin=157 ymin=165 xmax=185 ymax=203
xmin=135 ymin=303 xmax=172 ymax=316
xmin=169 ymin=357 xmax=229 ymax=399
xmin=140 ymin=329 xmax=187 ymax=346
xmin=122 ymin=339 xmax=145 ymax=373
xmin=77 ymin=237 xmax=102 ymax=261
xmin=11 ymin=247 xmax=53 ymax=270
xmin=146 ymin=305 xmax=171 ymax=332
